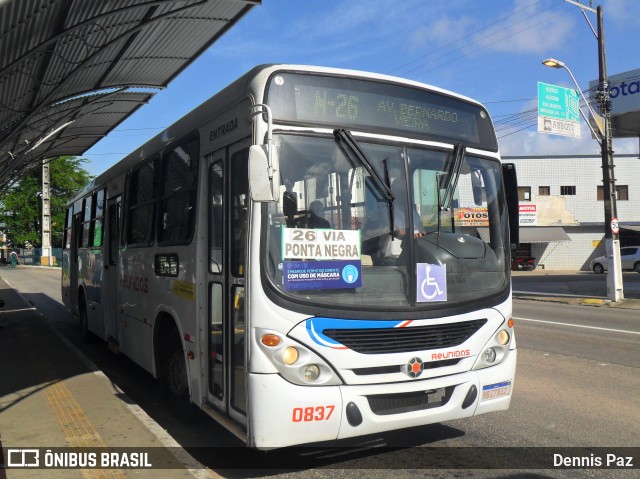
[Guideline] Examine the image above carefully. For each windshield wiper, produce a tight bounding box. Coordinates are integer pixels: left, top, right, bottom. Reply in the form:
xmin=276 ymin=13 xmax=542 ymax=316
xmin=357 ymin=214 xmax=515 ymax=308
xmin=439 ymin=143 xmax=466 ymax=211
xmin=334 ymin=129 xmax=396 ymax=237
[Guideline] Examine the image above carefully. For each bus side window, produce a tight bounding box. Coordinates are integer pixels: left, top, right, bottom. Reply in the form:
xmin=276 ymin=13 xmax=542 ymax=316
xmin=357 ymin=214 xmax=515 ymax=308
xmin=126 ymin=158 xmax=158 ymax=246
xmin=209 ymin=161 xmax=223 ymax=273
xmin=159 ymin=137 xmax=199 ymax=245
xmin=64 ymin=206 xmax=73 ymax=250
xmin=81 ymin=195 xmax=93 ymax=248
xmin=231 ymin=149 xmax=248 ymax=277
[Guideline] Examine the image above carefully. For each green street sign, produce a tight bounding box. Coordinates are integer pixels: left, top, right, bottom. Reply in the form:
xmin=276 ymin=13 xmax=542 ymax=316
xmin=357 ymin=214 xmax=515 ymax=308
xmin=537 ymin=82 xmax=580 ymax=122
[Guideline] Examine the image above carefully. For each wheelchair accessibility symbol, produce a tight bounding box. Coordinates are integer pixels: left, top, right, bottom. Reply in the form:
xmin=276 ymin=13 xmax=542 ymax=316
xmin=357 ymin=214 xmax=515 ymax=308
xmin=417 ymin=263 xmax=447 ymax=302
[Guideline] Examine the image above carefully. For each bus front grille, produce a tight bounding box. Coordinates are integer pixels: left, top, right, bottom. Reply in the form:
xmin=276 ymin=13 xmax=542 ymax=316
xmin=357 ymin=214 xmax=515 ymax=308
xmin=366 ymin=387 xmax=454 ymax=416
xmin=351 ymin=358 xmax=461 ymax=376
xmin=322 ymin=319 xmax=487 ymax=354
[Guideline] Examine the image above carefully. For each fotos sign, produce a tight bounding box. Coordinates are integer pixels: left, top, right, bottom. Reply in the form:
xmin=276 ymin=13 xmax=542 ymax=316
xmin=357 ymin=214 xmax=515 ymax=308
xmin=454 ymin=207 xmax=489 ymax=226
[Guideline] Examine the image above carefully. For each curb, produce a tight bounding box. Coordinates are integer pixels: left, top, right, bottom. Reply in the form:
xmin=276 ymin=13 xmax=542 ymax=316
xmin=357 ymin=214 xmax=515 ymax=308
xmin=514 ymin=293 xmax=640 ymax=310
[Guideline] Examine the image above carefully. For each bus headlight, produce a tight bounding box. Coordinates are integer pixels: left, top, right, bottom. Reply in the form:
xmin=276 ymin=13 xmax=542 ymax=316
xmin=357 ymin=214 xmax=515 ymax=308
xmin=304 ymin=365 xmax=320 ymax=382
xmin=482 ymin=348 xmax=497 ymax=363
xmin=283 ymin=346 xmax=299 ymax=365
xmin=257 ymin=329 xmax=343 ymax=386
xmin=472 ymin=322 xmax=513 ymax=370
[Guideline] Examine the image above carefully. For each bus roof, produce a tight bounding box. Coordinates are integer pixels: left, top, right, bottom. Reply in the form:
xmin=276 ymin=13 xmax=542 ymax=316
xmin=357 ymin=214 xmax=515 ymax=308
xmin=71 ymin=64 xmax=489 ymax=203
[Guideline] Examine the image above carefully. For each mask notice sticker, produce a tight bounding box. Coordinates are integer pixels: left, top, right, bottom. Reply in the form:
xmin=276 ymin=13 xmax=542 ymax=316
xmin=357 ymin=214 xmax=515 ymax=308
xmin=283 ymin=260 xmax=362 ymax=291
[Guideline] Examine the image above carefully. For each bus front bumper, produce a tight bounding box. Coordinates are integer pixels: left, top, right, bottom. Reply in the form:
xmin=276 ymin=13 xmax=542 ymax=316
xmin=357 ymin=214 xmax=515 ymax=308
xmin=247 ymin=349 xmax=516 ymax=449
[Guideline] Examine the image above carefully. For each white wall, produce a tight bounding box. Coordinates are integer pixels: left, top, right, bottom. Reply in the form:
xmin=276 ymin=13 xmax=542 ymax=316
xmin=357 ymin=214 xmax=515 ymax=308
xmin=505 ymin=154 xmax=640 ymax=225
xmin=504 ymin=154 xmax=639 ymax=271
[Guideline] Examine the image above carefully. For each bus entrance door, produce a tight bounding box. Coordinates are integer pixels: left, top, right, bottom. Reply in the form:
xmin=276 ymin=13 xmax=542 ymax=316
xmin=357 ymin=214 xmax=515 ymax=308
xmin=206 ymin=141 xmax=250 ymax=428
xmin=69 ymin=212 xmax=82 ymax=316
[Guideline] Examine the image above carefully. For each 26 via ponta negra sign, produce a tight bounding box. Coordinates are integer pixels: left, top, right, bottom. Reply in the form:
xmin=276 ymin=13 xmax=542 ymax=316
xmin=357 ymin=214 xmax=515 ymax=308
xmin=282 ymin=228 xmax=360 ymax=260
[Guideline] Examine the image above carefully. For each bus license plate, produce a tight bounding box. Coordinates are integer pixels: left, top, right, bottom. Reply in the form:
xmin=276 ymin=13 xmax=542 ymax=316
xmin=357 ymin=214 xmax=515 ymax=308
xmin=481 ymin=381 xmax=512 ymax=401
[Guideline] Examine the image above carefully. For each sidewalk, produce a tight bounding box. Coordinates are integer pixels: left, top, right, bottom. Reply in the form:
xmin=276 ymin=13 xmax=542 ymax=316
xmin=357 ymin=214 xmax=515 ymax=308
xmin=0 ymin=278 xmax=208 ymax=478
xmin=512 ymin=270 xmax=640 ymax=310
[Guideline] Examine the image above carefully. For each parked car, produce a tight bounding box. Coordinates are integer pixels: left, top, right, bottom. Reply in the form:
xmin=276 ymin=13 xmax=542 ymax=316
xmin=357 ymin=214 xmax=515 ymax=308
xmin=590 ymin=246 xmax=640 ymax=274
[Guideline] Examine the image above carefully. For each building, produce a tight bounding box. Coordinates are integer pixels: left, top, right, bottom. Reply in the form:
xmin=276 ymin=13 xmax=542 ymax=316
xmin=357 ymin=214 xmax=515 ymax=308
xmin=503 ymin=153 xmax=640 ymax=271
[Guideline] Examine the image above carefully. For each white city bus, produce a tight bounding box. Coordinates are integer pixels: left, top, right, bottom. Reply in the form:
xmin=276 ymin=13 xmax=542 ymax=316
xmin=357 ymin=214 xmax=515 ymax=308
xmin=62 ymin=64 xmax=519 ymax=449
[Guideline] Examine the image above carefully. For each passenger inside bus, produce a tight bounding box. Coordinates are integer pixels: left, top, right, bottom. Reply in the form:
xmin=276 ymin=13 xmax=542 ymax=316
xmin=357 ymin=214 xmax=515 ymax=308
xmin=282 ymin=192 xmax=331 ymax=229
xmin=298 ymin=201 xmax=331 ymax=229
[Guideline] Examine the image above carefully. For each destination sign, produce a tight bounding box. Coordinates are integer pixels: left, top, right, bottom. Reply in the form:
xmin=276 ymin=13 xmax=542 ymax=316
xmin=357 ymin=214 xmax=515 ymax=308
xmin=282 ymin=228 xmax=360 ymax=261
xmin=267 ymin=72 xmax=498 ymax=151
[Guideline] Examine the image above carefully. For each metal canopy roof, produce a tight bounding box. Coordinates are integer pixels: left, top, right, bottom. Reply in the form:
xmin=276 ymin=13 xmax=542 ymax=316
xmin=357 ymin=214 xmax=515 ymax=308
xmin=0 ymin=0 xmax=258 ymax=192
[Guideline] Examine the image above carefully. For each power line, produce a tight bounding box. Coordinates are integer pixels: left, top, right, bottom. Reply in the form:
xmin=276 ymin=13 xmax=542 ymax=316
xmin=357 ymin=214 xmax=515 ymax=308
xmin=484 ymin=98 xmax=535 ymax=105
xmin=497 ymin=123 xmax=538 ymax=139
xmin=392 ymin=1 xmax=568 ymax=77
xmin=387 ymin=0 xmax=545 ymax=75
xmin=407 ymin=6 xmax=573 ymax=77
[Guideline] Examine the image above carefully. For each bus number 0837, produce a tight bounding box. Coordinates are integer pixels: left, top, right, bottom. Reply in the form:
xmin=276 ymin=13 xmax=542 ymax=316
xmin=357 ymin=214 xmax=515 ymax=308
xmin=292 ymin=405 xmax=335 ymax=422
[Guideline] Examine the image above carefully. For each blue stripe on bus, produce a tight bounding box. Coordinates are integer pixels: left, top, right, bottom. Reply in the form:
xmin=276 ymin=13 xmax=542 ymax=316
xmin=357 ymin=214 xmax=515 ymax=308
xmin=305 ymin=317 xmax=407 ymax=349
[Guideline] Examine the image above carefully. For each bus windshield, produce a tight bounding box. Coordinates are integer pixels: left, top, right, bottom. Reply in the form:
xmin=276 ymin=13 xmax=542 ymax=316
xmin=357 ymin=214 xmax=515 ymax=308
xmin=263 ymin=133 xmax=509 ymax=310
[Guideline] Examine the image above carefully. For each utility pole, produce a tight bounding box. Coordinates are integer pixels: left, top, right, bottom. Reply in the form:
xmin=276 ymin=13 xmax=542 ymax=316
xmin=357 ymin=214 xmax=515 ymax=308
xmin=595 ymin=5 xmax=623 ymax=301
xmin=564 ymin=0 xmax=623 ymax=301
xmin=41 ymin=158 xmax=53 ymax=266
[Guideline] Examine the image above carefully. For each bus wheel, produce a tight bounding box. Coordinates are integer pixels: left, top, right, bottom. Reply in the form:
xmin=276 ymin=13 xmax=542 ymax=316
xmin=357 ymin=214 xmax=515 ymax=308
xmin=164 ymin=334 xmax=195 ymax=422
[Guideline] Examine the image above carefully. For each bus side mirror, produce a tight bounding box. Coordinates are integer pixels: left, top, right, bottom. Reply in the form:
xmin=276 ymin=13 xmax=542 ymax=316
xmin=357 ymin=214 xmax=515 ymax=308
xmin=502 ymin=163 xmax=519 ymax=250
xmin=249 ymin=145 xmax=280 ymax=202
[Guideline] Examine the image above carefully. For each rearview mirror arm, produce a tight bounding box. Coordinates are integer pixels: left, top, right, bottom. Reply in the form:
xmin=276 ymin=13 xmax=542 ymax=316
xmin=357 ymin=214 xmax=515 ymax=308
xmin=249 ymin=103 xmax=274 ymax=180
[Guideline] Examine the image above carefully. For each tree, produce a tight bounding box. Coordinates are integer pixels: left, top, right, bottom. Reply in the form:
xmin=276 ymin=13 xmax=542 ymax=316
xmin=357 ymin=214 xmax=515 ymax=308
xmin=0 ymin=156 xmax=92 ymax=248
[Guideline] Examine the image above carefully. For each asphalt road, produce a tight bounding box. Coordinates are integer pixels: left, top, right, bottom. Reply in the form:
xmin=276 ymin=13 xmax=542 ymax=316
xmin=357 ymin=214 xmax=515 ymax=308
xmin=512 ymin=270 xmax=640 ymax=299
xmin=1 ymin=266 xmax=638 ymax=478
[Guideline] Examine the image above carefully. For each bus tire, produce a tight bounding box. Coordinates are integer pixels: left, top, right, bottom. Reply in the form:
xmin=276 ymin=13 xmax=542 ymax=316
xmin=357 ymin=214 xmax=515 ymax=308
xmin=163 ymin=331 xmax=195 ymax=422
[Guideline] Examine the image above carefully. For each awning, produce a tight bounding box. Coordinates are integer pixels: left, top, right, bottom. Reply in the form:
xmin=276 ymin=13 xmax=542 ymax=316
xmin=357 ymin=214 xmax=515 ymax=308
xmin=477 ymin=226 xmax=571 ymax=243
xmin=0 ymin=0 xmax=259 ymax=193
